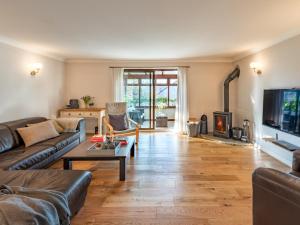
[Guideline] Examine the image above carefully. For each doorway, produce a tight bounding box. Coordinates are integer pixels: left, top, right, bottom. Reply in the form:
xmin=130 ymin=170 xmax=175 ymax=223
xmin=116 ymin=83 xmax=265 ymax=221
xmin=124 ymin=69 xmax=178 ymax=130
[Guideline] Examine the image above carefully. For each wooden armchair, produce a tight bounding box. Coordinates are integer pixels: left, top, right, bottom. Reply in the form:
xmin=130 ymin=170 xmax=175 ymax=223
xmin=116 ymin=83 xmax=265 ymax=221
xmin=103 ymin=102 xmax=140 ymax=146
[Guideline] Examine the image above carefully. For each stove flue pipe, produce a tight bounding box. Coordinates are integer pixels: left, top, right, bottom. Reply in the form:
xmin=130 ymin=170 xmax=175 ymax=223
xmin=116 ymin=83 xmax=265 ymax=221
xmin=224 ymin=66 xmax=240 ymax=112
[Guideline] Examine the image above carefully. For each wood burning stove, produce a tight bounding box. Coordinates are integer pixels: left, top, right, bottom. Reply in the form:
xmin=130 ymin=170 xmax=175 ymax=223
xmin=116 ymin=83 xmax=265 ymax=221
xmin=213 ymin=112 xmax=232 ymax=138
xmin=213 ymin=66 xmax=240 ymax=139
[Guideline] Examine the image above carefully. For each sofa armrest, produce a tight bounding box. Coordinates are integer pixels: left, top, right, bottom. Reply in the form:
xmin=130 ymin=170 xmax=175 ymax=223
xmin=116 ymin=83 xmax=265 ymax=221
xmin=292 ymin=150 xmax=300 ymax=172
xmin=76 ymin=118 xmax=86 ymax=142
xmin=252 ymin=167 xmax=300 ymax=225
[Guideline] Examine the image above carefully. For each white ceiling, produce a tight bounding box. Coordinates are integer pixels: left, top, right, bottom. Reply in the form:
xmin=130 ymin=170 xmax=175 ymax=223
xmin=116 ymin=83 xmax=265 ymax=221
xmin=0 ymin=0 xmax=300 ymax=61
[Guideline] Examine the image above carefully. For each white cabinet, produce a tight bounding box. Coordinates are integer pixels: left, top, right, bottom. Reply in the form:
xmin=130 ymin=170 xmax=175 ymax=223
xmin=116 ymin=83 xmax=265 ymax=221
xmin=59 ymin=108 xmax=105 ymax=134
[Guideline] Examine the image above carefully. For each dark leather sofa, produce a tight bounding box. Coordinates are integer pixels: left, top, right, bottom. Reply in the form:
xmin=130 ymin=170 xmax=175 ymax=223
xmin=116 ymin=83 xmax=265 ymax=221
xmin=253 ymin=150 xmax=300 ymax=225
xmin=0 ymin=117 xmax=86 ymax=170
xmin=0 ymin=117 xmax=91 ymax=217
xmin=0 ymin=169 xmax=92 ymax=217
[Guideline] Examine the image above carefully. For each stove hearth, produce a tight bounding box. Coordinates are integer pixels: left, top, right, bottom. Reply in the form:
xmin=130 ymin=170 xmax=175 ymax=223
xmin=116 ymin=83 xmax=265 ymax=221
xmin=213 ymin=111 xmax=232 ymax=138
xmin=213 ymin=66 xmax=240 ymax=139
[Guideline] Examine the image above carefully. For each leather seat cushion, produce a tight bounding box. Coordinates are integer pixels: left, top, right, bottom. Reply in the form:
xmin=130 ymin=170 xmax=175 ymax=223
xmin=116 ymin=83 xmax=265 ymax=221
xmin=290 ymin=171 xmax=300 ymax=178
xmin=36 ymin=132 xmax=80 ymax=151
xmin=0 ymin=145 xmax=56 ymax=170
xmin=0 ymin=170 xmax=92 ymax=216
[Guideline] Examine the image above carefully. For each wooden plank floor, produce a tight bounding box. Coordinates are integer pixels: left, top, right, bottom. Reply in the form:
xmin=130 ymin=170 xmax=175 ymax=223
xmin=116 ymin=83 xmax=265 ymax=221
xmin=52 ymin=132 xmax=289 ymax=225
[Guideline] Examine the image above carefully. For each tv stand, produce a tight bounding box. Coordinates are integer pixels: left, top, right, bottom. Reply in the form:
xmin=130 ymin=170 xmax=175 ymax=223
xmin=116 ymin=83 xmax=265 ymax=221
xmin=261 ymin=138 xmax=294 ymax=166
xmin=271 ymin=140 xmax=300 ymax=151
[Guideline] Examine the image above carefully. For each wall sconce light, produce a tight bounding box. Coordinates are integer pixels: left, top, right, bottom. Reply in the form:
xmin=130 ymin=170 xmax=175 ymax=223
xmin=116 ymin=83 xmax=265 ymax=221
xmin=250 ymin=62 xmax=262 ymax=75
xmin=29 ymin=63 xmax=43 ymax=76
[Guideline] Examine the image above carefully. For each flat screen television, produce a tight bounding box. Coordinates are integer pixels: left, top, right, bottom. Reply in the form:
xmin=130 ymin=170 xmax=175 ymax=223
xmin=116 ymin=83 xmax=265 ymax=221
xmin=263 ymin=89 xmax=300 ymax=137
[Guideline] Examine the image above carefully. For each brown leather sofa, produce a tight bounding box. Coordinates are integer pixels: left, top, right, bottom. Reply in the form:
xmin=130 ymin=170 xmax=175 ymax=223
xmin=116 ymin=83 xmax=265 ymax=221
xmin=0 ymin=117 xmax=92 ymax=218
xmin=0 ymin=117 xmax=85 ymax=170
xmin=253 ymin=150 xmax=300 ymax=225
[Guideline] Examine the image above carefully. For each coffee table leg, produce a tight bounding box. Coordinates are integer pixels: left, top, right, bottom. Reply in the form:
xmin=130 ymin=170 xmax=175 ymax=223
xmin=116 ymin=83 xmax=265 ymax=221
xmin=119 ymin=158 xmax=126 ymax=181
xmin=64 ymin=159 xmax=72 ymax=170
xmin=131 ymin=143 xmax=135 ymax=157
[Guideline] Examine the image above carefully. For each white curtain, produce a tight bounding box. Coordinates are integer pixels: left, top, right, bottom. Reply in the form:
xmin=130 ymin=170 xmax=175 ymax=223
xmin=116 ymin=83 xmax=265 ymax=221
xmin=175 ymin=67 xmax=189 ymax=134
xmin=112 ymin=68 xmax=125 ymax=102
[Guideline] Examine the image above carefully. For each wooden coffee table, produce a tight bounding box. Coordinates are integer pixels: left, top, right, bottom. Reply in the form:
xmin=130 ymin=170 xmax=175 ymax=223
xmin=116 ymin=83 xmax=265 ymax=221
xmin=62 ymin=136 xmax=135 ymax=181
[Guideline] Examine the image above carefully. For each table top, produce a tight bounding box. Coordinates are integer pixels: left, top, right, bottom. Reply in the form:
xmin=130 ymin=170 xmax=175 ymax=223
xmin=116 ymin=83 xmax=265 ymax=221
xmin=62 ymin=136 xmax=135 ymax=160
xmin=59 ymin=108 xmax=105 ymax=112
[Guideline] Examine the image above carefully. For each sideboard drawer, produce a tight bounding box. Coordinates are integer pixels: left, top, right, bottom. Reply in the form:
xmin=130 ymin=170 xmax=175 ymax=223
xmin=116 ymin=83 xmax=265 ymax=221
xmin=82 ymin=112 xmax=99 ymax=117
xmin=76 ymin=112 xmax=84 ymax=117
xmin=60 ymin=112 xmax=72 ymax=117
xmin=60 ymin=111 xmax=85 ymax=117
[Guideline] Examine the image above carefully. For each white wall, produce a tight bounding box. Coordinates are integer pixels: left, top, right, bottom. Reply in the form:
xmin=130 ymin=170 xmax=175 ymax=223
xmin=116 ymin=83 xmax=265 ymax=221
xmin=234 ymin=34 xmax=300 ymax=166
xmin=65 ymin=60 xmax=234 ymax=131
xmin=0 ymin=43 xmax=65 ymax=122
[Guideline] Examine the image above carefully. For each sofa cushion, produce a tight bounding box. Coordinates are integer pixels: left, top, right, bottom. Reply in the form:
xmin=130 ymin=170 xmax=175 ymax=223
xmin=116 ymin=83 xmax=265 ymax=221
xmin=36 ymin=132 xmax=80 ymax=151
xmin=0 ymin=125 xmax=14 ymax=153
xmin=0 ymin=170 xmax=92 ymax=216
xmin=1 ymin=117 xmax=47 ymax=148
xmin=17 ymin=121 xmax=59 ymax=147
xmin=28 ymin=120 xmax=65 ymax=134
xmin=0 ymin=145 xmax=57 ymax=170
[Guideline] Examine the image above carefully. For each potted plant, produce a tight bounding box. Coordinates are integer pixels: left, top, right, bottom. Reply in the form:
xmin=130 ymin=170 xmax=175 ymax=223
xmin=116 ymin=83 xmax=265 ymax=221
xmin=81 ymin=95 xmax=94 ymax=108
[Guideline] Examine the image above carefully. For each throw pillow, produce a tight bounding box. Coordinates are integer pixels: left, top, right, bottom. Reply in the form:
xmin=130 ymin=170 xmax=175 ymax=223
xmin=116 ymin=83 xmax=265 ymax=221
xmin=108 ymin=113 xmax=128 ymax=131
xmin=17 ymin=121 xmax=59 ymax=147
xmin=55 ymin=118 xmax=82 ymax=132
xmin=51 ymin=120 xmax=65 ymax=133
xmin=28 ymin=120 xmax=64 ymax=133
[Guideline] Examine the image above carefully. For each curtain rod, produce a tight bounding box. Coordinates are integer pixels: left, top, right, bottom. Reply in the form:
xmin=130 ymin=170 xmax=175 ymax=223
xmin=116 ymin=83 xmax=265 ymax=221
xmin=109 ymin=66 xmax=190 ymax=69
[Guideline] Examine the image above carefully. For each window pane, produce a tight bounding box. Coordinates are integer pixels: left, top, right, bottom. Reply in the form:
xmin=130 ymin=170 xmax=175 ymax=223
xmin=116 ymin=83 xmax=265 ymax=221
xmin=155 ymin=71 xmax=162 ymax=75
xmin=141 ymin=79 xmax=150 ymax=85
xmin=156 ymin=86 xmax=168 ymax=107
xmin=170 ymin=79 xmax=177 ymax=85
xmin=140 ymin=86 xmax=150 ymax=106
xmin=129 ymin=72 xmax=144 ymax=75
xmin=169 ymin=86 xmax=177 ymax=106
xmin=125 ymin=86 xmax=139 ymax=108
xmin=163 ymin=70 xmax=178 ymax=75
xmin=127 ymin=79 xmax=139 ymax=84
xmin=156 ymin=79 xmax=167 ymax=85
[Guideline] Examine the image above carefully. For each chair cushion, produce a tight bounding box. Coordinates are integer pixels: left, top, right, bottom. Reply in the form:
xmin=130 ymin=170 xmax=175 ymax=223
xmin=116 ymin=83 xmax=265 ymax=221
xmin=0 ymin=145 xmax=57 ymax=170
xmin=36 ymin=132 xmax=80 ymax=151
xmin=113 ymin=128 xmax=136 ymax=135
xmin=17 ymin=121 xmax=59 ymax=147
xmin=0 ymin=170 xmax=92 ymax=216
xmin=108 ymin=113 xmax=128 ymax=131
xmin=0 ymin=125 xmax=14 ymax=153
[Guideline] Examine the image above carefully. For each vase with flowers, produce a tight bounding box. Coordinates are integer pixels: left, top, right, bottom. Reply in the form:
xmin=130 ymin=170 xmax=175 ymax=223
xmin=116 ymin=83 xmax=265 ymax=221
xmin=81 ymin=95 xmax=94 ymax=108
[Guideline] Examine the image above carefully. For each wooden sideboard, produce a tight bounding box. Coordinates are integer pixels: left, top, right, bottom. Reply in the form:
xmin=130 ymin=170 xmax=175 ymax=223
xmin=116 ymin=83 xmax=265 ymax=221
xmin=58 ymin=108 xmax=105 ymax=134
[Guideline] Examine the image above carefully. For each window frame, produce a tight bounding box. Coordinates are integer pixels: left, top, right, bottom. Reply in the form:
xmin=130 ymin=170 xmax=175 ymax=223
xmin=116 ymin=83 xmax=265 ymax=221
xmin=124 ymin=69 xmax=177 ymax=108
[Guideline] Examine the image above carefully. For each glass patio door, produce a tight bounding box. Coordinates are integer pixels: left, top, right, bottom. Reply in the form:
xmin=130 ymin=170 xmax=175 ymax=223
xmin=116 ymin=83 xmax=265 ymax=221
xmin=154 ymin=70 xmax=177 ymax=129
xmin=124 ymin=69 xmax=178 ymax=130
xmin=124 ymin=69 xmax=155 ymax=129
